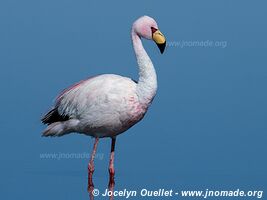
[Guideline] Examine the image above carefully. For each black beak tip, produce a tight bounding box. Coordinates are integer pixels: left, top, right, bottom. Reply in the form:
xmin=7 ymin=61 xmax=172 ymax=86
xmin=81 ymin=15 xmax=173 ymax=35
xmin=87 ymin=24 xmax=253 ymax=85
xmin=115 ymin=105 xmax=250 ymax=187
xmin=157 ymin=42 xmax=166 ymax=54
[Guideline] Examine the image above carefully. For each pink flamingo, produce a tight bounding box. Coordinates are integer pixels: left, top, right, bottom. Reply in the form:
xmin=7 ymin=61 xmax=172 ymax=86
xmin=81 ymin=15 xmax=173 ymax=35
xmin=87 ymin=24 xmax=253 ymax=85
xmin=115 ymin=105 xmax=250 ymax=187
xmin=41 ymin=15 xmax=166 ymax=194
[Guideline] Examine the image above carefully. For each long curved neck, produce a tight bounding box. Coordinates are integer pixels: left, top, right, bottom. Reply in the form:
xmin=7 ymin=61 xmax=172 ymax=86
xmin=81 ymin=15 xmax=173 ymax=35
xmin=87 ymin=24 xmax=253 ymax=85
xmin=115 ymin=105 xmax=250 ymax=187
xmin=131 ymin=29 xmax=157 ymax=105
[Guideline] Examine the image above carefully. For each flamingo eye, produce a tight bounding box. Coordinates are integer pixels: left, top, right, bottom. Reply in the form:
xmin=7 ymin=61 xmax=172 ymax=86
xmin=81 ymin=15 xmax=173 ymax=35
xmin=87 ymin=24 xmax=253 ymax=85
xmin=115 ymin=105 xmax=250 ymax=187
xmin=151 ymin=27 xmax=158 ymax=34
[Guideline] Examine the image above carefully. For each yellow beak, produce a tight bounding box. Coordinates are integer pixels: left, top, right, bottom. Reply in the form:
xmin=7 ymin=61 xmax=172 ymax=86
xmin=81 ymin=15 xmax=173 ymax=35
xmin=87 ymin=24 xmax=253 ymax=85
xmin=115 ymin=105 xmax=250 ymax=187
xmin=152 ymin=30 xmax=166 ymax=54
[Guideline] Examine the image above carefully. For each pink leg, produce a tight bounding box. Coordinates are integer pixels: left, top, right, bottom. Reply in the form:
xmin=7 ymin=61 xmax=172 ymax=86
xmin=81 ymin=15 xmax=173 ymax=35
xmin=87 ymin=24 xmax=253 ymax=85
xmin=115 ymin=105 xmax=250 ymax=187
xmin=108 ymin=137 xmax=116 ymax=190
xmin=88 ymin=138 xmax=99 ymax=193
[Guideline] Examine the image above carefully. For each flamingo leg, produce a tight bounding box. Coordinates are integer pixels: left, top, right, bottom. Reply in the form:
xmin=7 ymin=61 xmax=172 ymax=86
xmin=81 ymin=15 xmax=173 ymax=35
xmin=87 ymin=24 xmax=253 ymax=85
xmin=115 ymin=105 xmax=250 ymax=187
xmin=108 ymin=137 xmax=116 ymax=189
xmin=88 ymin=137 xmax=99 ymax=193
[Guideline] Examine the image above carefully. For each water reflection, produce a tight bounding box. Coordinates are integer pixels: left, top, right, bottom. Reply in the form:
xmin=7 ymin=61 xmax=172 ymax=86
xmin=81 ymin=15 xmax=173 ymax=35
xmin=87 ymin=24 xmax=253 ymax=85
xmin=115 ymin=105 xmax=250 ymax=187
xmin=108 ymin=174 xmax=115 ymax=200
xmin=88 ymin=173 xmax=116 ymax=200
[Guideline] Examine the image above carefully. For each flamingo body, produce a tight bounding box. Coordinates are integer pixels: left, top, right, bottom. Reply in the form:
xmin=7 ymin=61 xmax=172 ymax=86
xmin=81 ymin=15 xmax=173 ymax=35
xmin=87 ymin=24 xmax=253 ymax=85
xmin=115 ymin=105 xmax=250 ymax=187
xmin=42 ymin=74 xmax=148 ymax=138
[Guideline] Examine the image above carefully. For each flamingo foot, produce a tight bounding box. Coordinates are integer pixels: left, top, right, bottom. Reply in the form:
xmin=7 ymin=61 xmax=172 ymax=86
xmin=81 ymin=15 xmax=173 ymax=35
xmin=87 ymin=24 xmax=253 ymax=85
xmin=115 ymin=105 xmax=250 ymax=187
xmin=108 ymin=166 xmax=115 ymax=188
xmin=88 ymin=165 xmax=94 ymax=192
xmin=107 ymin=137 xmax=116 ymax=200
xmin=87 ymin=138 xmax=99 ymax=199
xmin=87 ymin=163 xmax=94 ymax=192
xmin=88 ymin=162 xmax=95 ymax=200
xmin=108 ymin=168 xmax=115 ymax=200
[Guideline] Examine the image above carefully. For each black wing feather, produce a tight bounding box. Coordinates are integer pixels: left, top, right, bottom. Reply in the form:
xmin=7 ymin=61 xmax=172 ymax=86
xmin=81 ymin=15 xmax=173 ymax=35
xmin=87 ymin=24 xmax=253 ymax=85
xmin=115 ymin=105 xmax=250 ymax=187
xmin=41 ymin=107 xmax=69 ymax=125
xmin=131 ymin=79 xmax=138 ymax=84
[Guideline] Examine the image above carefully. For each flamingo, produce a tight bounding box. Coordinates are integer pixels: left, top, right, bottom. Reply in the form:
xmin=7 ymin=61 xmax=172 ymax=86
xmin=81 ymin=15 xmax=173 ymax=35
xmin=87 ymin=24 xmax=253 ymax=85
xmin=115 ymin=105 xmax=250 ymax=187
xmin=41 ymin=15 xmax=166 ymax=193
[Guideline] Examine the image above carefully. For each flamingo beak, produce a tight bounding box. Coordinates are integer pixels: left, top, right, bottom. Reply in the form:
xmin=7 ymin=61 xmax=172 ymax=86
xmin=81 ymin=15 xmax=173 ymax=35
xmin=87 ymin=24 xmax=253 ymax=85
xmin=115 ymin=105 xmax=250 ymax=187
xmin=152 ymin=28 xmax=166 ymax=54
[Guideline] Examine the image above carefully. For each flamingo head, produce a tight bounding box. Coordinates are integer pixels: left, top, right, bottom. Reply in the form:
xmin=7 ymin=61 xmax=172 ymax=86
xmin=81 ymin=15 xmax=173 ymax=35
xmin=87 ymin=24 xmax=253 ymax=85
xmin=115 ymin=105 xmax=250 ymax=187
xmin=133 ymin=16 xmax=166 ymax=54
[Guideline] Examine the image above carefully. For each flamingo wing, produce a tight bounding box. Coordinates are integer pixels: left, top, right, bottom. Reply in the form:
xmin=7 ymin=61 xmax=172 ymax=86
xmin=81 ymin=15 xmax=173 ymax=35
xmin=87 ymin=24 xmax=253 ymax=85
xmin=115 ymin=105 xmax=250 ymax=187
xmin=42 ymin=74 xmax=137 ymax=126
xmin=41 ymin=76 xmax=94 ymax=125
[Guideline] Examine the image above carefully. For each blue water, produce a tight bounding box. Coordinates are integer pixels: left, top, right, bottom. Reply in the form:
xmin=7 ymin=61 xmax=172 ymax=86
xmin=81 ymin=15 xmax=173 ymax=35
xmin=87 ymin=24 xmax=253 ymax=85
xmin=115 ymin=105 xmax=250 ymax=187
xmin=0 ymin=0 xmax=266 ymax=199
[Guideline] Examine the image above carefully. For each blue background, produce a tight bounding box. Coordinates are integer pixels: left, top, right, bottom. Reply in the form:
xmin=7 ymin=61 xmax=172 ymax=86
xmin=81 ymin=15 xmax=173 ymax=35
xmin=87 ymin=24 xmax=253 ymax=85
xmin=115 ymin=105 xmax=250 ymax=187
xmin=0 ymin=0 xmax=266 ymax=199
